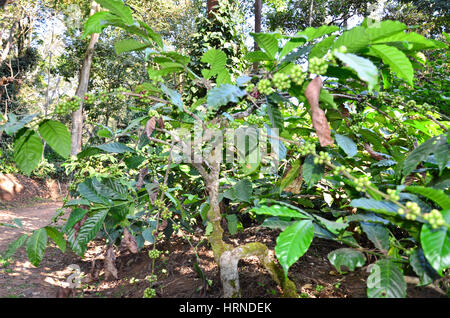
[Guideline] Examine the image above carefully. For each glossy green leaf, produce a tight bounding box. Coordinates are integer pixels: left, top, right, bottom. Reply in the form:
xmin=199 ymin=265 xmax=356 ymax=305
xmin=403 ymin=134 xmax=447 ymax=176
xmin=38 ymin=119 xmax=71 ymax=159
xmin=370 ymin=44 xmax=413 ymax=85
xmin=26 ymin=228 xmax=48 ymax=267
xmin=161 ymin=84 xmax=184 ymax=111
xmin=333 ymin=26 xmax=369 ymax=53
xmin=251 ymin=33 xmax=278 ymax=59
xmin=349 ymin=198 xmax=398 ymax=216
xmin=3 ymin=234 xmax=28 ymax=259
xmin=251 ymin=204 xmax=310 ymax=219
xmin=420 ymin=210 xmax=450 ymax=275
xmin=409 ymin=248 xmax=441 ymax=286
xmin=95 ymin=142 xmax=134 ymax=153
xmin=335 ymin=133 xmax=357 ymax=157
xmin=275 ymin=220 xmax=314 ymax=277
xmin=334 ymin=52 xmax=378 ymax=91
xmin=280 ymin=160 xmax=301 ymax=191
xmin=405 ymin=186 xmax=450 ymax=210
xmin=367 ymin=259 xmax=406 ymax=298
xmin=96 ymin=0 xmax=134 ymax=25
xmin=360 ymin=222 xmax=390 ymax=251
xmin=70 ymin=209 xmax=108 ymax=256
xmin=328 ymin=248 xmax=366 ymax=273
xmin=302 ymin=155 xmax=324 ymax=189
xmin=114 ymin=39 xmax=152 ymax=54
xmin=206 ymin=84 xmax=246 ymax=109
xmin=13 ymin=128 xmax=43 ymax=176
xmin=45 ymin=226 xmax=66 ymax=253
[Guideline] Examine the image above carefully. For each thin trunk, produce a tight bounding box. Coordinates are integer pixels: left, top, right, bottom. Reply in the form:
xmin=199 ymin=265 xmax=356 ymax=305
xmin=253 ymin=0 xmax=262 ymax=71
xmin=309 ymin=0 xmax=314 ymax=26
xmin=70 ymin=2 xmax=100 ymax=156
xmin=1 ymin=21 xmax=17 ymax=63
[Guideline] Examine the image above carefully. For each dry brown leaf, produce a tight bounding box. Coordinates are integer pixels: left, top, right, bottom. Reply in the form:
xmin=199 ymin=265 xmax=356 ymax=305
xmin=121 ymin=228 xmax=138 ymax=254
xmin=157 ymin=117 xmax=165 ymax=129
xmin=145 ymin=117 xmax=156 ymax=139
xmin=104 ymin=246 xmax=118 ymax=281
xmin=305 ymin=77 xmax=334 ymax=147
xmin=284 ymin=175 xmax=303 ymax=194
xmin=136 ymin=167 xmax=148 ymax=190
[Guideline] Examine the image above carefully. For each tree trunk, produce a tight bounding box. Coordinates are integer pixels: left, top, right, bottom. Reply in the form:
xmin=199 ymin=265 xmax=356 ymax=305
xmin=253 ymin=0 xmax=262 ymax=71
xmin=70 ymin=2 xmax=100 ymax=156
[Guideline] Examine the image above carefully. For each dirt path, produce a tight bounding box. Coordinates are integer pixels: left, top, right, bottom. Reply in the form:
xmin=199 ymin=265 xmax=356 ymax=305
xmin=0 ymin=202 xmax=81 ymax=298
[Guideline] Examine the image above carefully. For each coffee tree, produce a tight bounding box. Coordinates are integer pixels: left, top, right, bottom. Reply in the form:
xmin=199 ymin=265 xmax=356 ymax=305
xmin=1 ymin=0 xmax=449 ymax=298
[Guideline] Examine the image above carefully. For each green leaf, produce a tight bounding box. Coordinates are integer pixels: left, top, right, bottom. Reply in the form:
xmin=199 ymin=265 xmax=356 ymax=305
xmin=302 ymin=155 xmax=324 ymax=189
xmin=279 ymin=37 xmax=307 ymax=58
xmin=309 ymin=35 xmax=336 ymax=59
xmin=38 ymin=120 xmax=71 ymax=158
xmin=360 ymin=222 xmax=390 ymax=251
xmin=280 ymin=160 xmax=301 ymax=192
xmin=45 ymin=226 xmax=66 ymax=253
xmin=83 ymin=11 xmax=115 ymax=37
xmin=266 ymin=101 xmax=284 ymax=131
xmin=434 ymin=135 xmax=449 ymax=174
xmin=261 ymin=217 xmax=292 ymax=231
xmin=142 ymin=222 xmax=157 ymax=243
xmin=70 ymin=209 xmax=108 ymax=256
xmin=349 ymin=198 xmax=398 ymax=216
xmin=251 ymin=33 xmax=279 ymax=59
xmin=96 ymin=0 xmax=134 ymax=25
xmin=77 ymin=179 xmax=110 ymax=205
xmin=114 ymin=39 xmax=152 ymax=54
xmin=251 ymin=204 xmax=310 ymax=219
xmin=26 ymin=228 xmax=48 ymax=267
xmin=370 ymin=44 xmax=414 ymax=85
xmin=245 ymin=50 xmax=273 ymax=62
xmin=124 ymin=155 xmax=145 ymax=169
xmin=95 ymin=142 xmax=134 ymax=153
xmin=409 ymin=248 xmax=441 ymax=286
xmin=296 ymin=25 xmax=339 ymax=42
xmin=403 ymin=134 xmax=447 ymax=176
xmin=359 ymin=128 xmax=384 ymax=150
xmin=275 ymin=220 xmax=314 ymax=277
xmin=3 ymin=234 xmax=28 ymax=259
xmin=332 ymin=26 xmax=370 ymax=53
xmin=13 ymin=128 xmax=43 ymax=175
xmin=64 ymin=208 xmax=88 ymax=233
xmin=4 ymin=114 xmax=38 ymax=135
xmin=373 ymin=31 xmax=445 ymax=51
xmin=335 ymin=133 xmax=357 ymax=157
xmin=405 ymin=186 xmax=450 ymax=210
xmin=367 ymin=259 xmax=407 ymax=298
xmin=420 ymin=210 xmax=450 ymax=275
xmin=334 ymin=52 xmax=378 ymax=91
xmin=139 ymin=22 xmax=163 ymax=48
xmin=226 ymin=214 xmax=240 ymax=235
xmin=232 ymin=179 xmax=253 ymax=203
xmin=161 ymin=84 xmax=184 ymax=111
xmin=364 ymin=20 xmax=407 ymax=42
xmin=201 ymin=49 xmax=227 ymax=73
xmin=206 ymin=84 xmax=246 ymax=109
xmin=328 ymin=248 xmax=366 ymax=273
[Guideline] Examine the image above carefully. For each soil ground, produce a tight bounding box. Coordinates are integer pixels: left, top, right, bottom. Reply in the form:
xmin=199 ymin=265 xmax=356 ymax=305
xmin=0 ymin=200 xmax=447 ymax=299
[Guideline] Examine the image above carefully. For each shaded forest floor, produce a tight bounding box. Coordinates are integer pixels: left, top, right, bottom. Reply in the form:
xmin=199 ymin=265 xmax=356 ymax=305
xmin=0 ymin=200 xmax=447 ymax=298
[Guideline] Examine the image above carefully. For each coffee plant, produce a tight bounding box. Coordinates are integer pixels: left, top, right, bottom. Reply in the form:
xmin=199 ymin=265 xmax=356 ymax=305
xmin=1 ymin=0 xmax=449 ymax=298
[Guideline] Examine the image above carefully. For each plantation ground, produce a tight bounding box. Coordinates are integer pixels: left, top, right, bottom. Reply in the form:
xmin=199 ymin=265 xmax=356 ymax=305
xmin=0 ymin=197 xmax=446 ymax=298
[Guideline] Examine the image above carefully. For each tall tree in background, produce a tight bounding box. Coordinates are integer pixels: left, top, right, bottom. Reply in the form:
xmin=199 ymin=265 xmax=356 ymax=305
xmin=70 ymin=1 xmax=99 ymax=155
